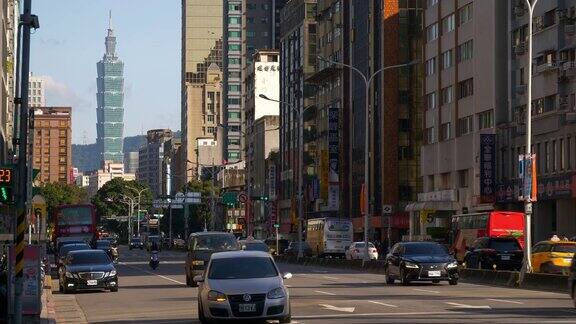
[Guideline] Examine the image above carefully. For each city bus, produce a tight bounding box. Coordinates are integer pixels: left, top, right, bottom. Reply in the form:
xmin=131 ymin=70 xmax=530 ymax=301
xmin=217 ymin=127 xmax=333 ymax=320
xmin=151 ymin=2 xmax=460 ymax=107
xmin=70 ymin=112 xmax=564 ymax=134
xmin=451 ymin=211 xmax=524 ymax=262
xmin=53 ymin=204 xmax=98 ymax=246
xmin=306 ymin=218 xmax=353 ymax=258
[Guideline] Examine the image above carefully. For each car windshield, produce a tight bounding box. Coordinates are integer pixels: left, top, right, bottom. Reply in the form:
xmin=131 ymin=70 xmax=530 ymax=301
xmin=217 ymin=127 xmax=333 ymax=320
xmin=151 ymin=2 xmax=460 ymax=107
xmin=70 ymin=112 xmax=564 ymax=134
xmin=69 ymin=252 xmax=111 ymax=265
xmin=194 ymin=235 xmax=238 ymax=251
xmin=404 ymin=243 xmax=448 ymax=255
xmin=489 ymin=240 xmax=520 ymax=251
xmin=131 ymin=238 xmax=141 ymax=243
xmin=552 ymin=244 xmax=576 ymax=253
xmin=208 ymin=257 xmax=278 ymax=279
xmin=60 ymin=244 xmax=90 ymax=255
xmin=243 ymin=242 xmax=269 ymax=252
xmin=96 ymin=241 xmax=110 ymax=248
xmin=354 ymin=243 xmax=375 ymax=248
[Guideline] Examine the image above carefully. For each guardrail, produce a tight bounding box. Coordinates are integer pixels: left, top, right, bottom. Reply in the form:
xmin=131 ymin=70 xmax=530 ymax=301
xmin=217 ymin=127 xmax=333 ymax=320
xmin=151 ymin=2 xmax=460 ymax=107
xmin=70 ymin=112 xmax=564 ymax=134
xmin=274 ymin=256 xmax=569 ymax=293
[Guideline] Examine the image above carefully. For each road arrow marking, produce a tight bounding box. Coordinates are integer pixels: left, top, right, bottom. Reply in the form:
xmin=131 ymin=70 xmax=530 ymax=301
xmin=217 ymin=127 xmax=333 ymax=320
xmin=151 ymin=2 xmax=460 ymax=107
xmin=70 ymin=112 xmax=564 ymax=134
xmin=413 ymin=288 xmax=440 ymax=294
xmin=368 ymin=300 xmax=398 ymax=308
xmin=487 ymin=298 xmax=523 ymax=305
xmin=446 ymin=302 xmax=491 ymax=309
xmin=319 ymin=304 xmax=355 ymax=313
xmin=314 ymin=290 xmax=336 ymax=296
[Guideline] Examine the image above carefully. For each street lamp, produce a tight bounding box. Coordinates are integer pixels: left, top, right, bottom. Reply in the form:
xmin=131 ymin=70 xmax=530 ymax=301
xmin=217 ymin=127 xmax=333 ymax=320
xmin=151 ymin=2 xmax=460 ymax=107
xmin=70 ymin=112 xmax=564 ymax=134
xmin=126 ymin=186 xmax=149 ymax=237
xmin=522 ymin=0 xmax=539 ymax=275
xmin=188 ymin=159 xmax=218 ymax=231
xmin=108 ymin=194 xmax=136 ymax=240
xmin=259 ymin=93 xmax=304 ymax=258
xmin=317 ymin=55 xmax=418 ymax=263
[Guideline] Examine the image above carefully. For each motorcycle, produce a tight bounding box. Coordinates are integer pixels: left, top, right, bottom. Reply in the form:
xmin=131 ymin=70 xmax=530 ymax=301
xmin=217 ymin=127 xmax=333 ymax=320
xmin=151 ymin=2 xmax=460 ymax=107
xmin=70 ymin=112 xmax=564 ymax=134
xmin=111 ymin=246 xmax=119 ymax=263
xmin=149 ymin=251 xmax=159 ymax=270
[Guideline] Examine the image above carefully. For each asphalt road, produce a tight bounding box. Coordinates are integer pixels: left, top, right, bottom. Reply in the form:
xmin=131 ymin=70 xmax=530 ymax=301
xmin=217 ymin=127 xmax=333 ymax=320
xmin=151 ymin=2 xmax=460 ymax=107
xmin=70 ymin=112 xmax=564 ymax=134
xmin=51 ymin=246 xmax=576 ymax=323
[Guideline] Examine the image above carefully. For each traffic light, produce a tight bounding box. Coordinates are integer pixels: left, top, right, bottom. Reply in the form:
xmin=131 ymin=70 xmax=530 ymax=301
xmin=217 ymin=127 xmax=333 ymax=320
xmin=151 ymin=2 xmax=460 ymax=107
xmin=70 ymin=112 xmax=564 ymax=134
xmin=251 ymin=195 xmax=269 ymax=201
xmin=0 ymin=165 xmax=15 ymax=204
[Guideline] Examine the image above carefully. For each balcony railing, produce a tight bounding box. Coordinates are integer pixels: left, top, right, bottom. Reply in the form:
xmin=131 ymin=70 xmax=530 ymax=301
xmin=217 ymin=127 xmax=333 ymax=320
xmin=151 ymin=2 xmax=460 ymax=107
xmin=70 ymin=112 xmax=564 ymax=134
xmin=514 ymin=43 xmax=526 ymax=56
xmin=563 ymin=61 xmax=576 ymax=77
xmin=535 ymin=62 xmax=557 ymax=74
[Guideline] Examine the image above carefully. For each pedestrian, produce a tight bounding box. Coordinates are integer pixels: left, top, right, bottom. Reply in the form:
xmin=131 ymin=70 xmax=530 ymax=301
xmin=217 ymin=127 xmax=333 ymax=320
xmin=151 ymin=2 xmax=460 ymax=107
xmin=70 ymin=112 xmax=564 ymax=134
xmin=550 ymin=234 xmax=560 ymax=242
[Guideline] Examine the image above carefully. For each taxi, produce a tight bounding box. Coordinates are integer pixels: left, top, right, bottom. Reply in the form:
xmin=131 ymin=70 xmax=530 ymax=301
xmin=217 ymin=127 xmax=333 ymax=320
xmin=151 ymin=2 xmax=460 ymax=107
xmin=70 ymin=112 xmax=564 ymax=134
xmin=531 ymin=241 xmax=576 ymax=274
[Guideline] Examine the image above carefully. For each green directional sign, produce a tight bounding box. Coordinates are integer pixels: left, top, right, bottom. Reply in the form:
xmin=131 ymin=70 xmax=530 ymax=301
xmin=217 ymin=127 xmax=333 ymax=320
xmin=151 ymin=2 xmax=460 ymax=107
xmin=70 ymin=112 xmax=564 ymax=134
xmin=221 ymin=192 xmax=237 ymax=206
xmin=273 ymin=224 xmax=280 ymax=228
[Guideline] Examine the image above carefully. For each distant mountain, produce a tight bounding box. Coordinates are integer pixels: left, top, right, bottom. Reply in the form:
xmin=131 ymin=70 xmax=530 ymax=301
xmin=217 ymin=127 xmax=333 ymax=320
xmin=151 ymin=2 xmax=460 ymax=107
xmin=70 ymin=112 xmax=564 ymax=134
xmin=72 ymin=132 xmax=181 ymax=173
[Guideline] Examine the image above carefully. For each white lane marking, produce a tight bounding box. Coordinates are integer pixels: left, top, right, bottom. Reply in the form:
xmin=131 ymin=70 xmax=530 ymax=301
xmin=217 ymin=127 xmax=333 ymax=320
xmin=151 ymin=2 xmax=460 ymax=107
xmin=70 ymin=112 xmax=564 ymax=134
xmin=311 ymin=270 xmax=329 ymax=273
xmin=413 ymin=288 xmax=440 ymax=294
xmin=121 ymin=263 xmax=186 ymax=285
xmin=323 ymin=276 xmax=339 ymax=280
xmin=319 ymin=304 xmax=355 ymax=313
xmin=446 ymin=302 xmax=491 ymax=309
xmin=487 ymin=298 xmax=523 ymax=305
xmin=368 ymin=300 xmax=398 ymax=308
xmin=294 ymin=311 xmax=463 ymax=319
xmin=314 ymin=290 xmax=336 ymax=296
xmin=361 ymin=280 xmax=368 ymax=284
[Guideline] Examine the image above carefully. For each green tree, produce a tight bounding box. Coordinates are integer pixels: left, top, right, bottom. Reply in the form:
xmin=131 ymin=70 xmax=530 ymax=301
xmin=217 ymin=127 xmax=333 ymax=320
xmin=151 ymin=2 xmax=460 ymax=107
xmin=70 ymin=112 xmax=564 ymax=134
xmin=40 ymin=182 xmax=88 ymax=212
xmin=91 ymin=178 xmax=153 ymax=223
xmin=181 ymin=180 xmax=219 ymax=233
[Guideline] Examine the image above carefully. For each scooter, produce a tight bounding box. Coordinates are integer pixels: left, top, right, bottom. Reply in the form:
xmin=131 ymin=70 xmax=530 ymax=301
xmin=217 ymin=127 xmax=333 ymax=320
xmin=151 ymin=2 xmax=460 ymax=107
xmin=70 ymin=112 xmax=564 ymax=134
xmin=149 ymin=251 xmax=159 ymax=270
xmin=111 ymin=246 xmax=119 ymax=263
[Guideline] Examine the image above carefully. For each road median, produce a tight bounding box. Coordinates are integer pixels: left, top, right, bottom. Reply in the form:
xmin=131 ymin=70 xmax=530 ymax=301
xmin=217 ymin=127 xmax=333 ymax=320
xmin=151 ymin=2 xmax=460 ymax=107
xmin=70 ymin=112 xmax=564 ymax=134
xmin=275 ymin=255 xmax=569 ymax=293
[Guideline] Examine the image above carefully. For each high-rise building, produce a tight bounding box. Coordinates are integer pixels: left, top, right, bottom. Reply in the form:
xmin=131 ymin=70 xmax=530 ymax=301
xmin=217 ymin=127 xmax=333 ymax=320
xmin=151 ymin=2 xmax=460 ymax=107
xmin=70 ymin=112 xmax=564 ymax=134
xmin=86 ymin=160 xmax=135 ymax=197
xmin=182 ymin=0 xmax=223 ymax=181
xmin=96 ymin=12 xmax=125 ymax=165
xmin=410 ymin=0 xmax=508 ymax=240
xmin=137 ymin=129 xmax=173 ymax=198
xmin=278 ymin=0 xmax=317 ymax=235
xmin=29 ymin=73 xmax=45 ymax=107
xmin=0 ymin=0 xmax=18 ymax=163
xmin=123 ymin=151 xmax=139 ymax=174
xmin=32 ymin=107 xmax=72 ymax=184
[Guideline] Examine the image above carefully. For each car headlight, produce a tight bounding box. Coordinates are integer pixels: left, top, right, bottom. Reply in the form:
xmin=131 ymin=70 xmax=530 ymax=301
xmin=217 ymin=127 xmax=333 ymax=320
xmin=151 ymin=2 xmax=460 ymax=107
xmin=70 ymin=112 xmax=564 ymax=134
xmin=65 ymin=271 xmax=75 ymax=278
xmin=192 ymin=260 xmax=204 ymax=266
xmin=108 ymin=270 xmax=117 ymax=277
xmin=404 ymin=262 xmax=419 ymax=269
xmin=207 ymin=290 xmax=227 ymax=302
xmin=446 ymin=261 xmax=458 ymax=269
xmin=267 ymin=287 xmax=286 ymax=299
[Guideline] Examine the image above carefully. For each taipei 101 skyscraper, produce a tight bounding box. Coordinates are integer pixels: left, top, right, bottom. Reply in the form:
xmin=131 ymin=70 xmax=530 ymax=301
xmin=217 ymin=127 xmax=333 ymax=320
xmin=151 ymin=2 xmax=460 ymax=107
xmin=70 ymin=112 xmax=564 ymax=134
xmin=96 ymin=11 xmax=124 ymax=164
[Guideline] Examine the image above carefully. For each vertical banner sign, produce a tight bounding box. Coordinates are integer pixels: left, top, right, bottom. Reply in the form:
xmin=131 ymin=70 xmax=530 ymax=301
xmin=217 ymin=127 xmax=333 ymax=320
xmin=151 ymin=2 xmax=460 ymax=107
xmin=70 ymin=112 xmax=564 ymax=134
xmin=328 ymin=106 xmax=340 ymax=210
xmin=268 ymin=165 xmax=276 ymax=200
xmin=531 ymin=154 xmax=538 ymax=201
xmin=320 ymin=150 xmax=329 ymax=200
xmin=480 ymin=134 xmax=496 ymax=203
xmin=523 ymin=155 xmax=533 ymax=202
xmin=518 ymin=154 xmax=525 ymax=201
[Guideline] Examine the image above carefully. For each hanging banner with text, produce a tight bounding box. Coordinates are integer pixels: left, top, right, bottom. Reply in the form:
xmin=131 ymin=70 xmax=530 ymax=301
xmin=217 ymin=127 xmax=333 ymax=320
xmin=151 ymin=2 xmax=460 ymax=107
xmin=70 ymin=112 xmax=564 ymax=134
xmin=480 ymin=134 xmax=496 ymax=203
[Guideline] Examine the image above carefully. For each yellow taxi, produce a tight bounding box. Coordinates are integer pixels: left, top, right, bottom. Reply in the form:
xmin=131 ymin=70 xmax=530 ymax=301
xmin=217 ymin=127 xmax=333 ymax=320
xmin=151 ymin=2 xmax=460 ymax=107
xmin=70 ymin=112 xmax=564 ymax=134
xmin=531 ymin=241 xmax=576 ymax=274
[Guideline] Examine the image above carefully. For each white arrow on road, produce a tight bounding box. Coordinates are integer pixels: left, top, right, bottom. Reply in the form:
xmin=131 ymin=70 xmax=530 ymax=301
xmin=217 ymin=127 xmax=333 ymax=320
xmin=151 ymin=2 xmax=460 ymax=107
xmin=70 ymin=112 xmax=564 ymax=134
xmin=446 ymin=302 xmax=491 ymax=309
xmin=319 ymin=304 xmax=355 ymax=313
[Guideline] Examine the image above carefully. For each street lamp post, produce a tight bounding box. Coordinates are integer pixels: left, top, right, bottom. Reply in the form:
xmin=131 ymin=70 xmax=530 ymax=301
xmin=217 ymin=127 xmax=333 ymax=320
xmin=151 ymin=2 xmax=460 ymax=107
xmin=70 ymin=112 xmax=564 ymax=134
xmin=317 ymin=56 xmax=418 ymax=263
xmin=127 ymin=186 xmax=149 ymax=237
xmin=118 ymin=195 xmax=135 ymax=239
xmin=259 ymin=94 xmax=304 ymax=258
xmin=187 ymin=159 xmax=219 ymax=231
xmin=523 ymin=0 xmax=538 ymax=274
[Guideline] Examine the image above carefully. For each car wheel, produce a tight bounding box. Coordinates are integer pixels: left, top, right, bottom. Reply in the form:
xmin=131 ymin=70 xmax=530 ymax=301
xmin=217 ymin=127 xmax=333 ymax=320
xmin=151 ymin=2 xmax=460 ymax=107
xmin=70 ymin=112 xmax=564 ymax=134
xmin=449 ymin=279 xmax=458 ymax=286
xmin=198 ymin=300 xmax=209 ymax=324
xmin=400 ymin=268 xmax=410 ymax=286
xmin=432 ymin=280 xmax=440 ymax=284
xmin=573 ymin=285 xmax=576 ymax=308
xmin=59 ymin=283 xmax=63 ymax=293
xmin=385 ymin=267 xmax=395 ymax=285
xmin=279 ymin=315 xmax=291 ymax=323
xmin=110 ymin=287 xmax=118 ymax=292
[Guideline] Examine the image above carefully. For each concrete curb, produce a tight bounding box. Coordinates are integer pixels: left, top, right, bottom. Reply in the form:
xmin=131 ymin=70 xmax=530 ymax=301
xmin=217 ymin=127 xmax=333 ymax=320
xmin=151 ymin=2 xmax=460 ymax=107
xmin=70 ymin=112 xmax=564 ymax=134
xmin=39 ymin=276 xmax=57 ymax=324
xmin=275 ymin=255 xmax=568 ymax=293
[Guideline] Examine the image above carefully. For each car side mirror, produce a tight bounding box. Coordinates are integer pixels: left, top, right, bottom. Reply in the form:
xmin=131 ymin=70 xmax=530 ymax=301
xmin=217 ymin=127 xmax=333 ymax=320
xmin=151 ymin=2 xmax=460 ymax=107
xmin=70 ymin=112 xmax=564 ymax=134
xmin=193 ymin=275 xmax=204 ymax=283
xmin=282 ymin=272 xmax=293 ymax=280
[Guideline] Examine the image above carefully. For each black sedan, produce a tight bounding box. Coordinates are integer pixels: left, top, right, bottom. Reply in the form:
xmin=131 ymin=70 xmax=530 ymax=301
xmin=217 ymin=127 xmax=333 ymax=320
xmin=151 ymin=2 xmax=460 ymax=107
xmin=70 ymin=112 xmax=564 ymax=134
xmin=129 ymin=237 xmax=144 ymax=250
xmin=284 ymin=241 xmax=313 ymax=257
xmin=464 ymin=237 xmax=523 ymax=271
xmin=384 ymin=242 xmax=458 ymax=285
xmin=57 ymin=243 xmax=91 ymax=268
xmin=59 ymin=250 xmax=118 ymax=293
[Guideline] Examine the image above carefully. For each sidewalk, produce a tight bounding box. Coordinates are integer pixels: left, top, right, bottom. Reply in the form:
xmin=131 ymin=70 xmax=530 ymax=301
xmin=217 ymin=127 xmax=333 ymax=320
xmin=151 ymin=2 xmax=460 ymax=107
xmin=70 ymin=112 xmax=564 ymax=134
xmin=38 ymin=276 xmax=87 ymax=324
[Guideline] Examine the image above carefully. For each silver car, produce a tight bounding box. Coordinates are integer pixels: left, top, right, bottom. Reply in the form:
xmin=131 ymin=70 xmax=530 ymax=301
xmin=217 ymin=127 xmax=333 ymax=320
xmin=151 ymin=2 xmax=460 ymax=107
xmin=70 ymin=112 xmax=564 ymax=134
xmin=195 ymin=251 xmax=292 ymax=323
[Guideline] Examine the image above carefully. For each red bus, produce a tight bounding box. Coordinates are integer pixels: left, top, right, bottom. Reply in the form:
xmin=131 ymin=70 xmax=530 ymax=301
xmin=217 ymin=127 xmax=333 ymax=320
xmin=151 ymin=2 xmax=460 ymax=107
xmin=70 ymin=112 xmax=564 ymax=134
xmin=53 ymin=204 xmax=98 ymax=245
xmin=451 ymin=211 xmax=524 ymax=262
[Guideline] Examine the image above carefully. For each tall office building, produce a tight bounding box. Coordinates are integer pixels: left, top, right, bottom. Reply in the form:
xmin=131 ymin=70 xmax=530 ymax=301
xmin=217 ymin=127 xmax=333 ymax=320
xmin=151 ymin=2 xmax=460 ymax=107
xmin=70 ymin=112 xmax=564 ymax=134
xmin=96 ymin=12 xmax=125 ymax=164
xmin=182 ymin=0 xmax=223 ymax=181
xmin=138 ymin=129 xmax=173 ymax=198
xmin=32 ymin=107 xmax=72 ymax=184
xmin=29 ymin=73 xmax=45 ymax=107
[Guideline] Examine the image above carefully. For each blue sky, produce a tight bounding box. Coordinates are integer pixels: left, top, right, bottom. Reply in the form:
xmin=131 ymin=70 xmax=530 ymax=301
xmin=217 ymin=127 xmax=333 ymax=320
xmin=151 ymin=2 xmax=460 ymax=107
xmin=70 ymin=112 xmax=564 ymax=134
xmin=31 ymin=0 xmax=181 ymax=144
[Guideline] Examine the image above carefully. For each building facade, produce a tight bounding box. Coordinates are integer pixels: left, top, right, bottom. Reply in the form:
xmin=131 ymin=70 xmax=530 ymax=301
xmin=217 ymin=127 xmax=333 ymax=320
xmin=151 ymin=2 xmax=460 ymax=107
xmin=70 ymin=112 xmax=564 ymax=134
xmin=0 ymin=0 xmax=18 ymax=164
xmin=29 ymin=73 xmax=45 ymax=107
xmin=137 ymin=129 xmax=173 ymax=198
xmin=32 ymin=107 xmax=72 ymax=184
xmin=123 ymin=151 xmax=139 ymax=174
xmin=410 ymin=0 xmax=508 ymax=241
xmin=87 ymin=160 xmax=135 ymax=197
xmin=96 ymin=13 xmax=125 ymax=164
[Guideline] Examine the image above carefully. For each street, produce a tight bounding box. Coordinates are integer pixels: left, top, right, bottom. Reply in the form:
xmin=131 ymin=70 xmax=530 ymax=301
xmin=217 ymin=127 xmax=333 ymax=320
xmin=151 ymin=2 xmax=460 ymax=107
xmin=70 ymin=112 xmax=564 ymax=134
xmin=48 ymin=246 xmax=576 ymax=323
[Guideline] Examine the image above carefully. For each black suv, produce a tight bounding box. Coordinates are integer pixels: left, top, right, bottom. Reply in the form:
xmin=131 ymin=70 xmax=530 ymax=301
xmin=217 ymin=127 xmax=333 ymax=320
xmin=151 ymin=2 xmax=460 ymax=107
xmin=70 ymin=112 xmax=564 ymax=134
xmin=464 ymin=237 xmax=523 ymax=270
xmin=384 ymin=241 xmax=458 ymax=285
xmin=185 ymin=232 xmax=239 ymax=287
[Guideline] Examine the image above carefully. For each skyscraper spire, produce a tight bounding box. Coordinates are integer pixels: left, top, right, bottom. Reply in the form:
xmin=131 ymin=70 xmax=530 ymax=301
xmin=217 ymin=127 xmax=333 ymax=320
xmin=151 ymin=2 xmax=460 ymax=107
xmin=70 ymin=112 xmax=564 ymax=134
xmin=108 ymin=10 xmax=112 ymax=30
xmin=105 ymin=11 xmax=116 ymax=58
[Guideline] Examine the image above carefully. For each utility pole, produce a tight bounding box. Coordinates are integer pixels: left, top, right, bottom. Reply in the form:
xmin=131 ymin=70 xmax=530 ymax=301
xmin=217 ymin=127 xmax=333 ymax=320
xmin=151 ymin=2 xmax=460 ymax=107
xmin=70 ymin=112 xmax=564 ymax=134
xmin=14 ymin=1 xmax=37 ymax=322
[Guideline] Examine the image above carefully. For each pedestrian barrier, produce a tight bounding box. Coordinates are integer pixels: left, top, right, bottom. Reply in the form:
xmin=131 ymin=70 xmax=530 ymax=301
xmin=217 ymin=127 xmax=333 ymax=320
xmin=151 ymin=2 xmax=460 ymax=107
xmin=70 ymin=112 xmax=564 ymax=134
xmin=275 ymin=255 xmax=569 ymax=293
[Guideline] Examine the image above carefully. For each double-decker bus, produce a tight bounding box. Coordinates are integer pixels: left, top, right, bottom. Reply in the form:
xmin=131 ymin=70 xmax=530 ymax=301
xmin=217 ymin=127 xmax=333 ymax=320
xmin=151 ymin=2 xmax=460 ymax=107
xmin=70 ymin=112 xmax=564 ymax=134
xmin=451 ymin=211 xmax=524 ymax=262
xmin=306 ymin=218 xmax=353 ymax=258
xmin=53 ymin=204 xmax=98 ymax=245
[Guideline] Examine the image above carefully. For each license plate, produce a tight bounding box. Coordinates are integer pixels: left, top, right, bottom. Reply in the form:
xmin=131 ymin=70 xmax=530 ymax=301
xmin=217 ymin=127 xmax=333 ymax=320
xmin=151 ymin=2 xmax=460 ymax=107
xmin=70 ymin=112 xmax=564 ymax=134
xmin=501 ymin=255 xmax=511 ymax=260
xmin=239 ymin=303 xmax=256 ymax=312
xmin=428 ymin=271 xmax=441 ymax=277
xmin=87 ymin=280 xmax=98 ymax=286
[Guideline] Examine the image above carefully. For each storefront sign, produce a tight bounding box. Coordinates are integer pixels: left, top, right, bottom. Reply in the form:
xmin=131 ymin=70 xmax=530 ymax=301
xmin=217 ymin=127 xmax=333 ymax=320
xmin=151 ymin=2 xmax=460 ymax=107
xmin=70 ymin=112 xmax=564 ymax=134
xmin=497 ymin=173 xmax=576 ymax=202
xmin=328 ymin=106 xmax=340 ymax=210
xmin=320 ymin=150 xmax=329 ymax=200
xmin=480 ymin=134 xmax=496 ymax=203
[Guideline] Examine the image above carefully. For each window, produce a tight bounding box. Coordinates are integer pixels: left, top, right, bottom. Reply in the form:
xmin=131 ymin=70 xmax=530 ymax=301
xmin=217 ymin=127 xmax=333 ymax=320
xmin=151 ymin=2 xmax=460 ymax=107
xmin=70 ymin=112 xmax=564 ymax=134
xmin=545 ymin=141 xmax=551 ymax=173
xmin=560 ymin=138 xmax=565 ymax=171
xmin=228 ymin=31 xmax=241 ymax=38
xmin=228 ymin=152 xmax=240 ymax=159
xmin=459 ymin=3 xmax=473 ymax=26
xmin=426 ymin=126 xmax=436 ymax=144
xmin=228 ymin=98 xmax=240 ymax=105
xmin=229 ymin=72 xmax=241 ymax=79
xmin=228 ymin=44 xmax=241 ymax=51
xmin=399 ymin=146 xmax=412 ymax=160
xmin=440 ymin=86 xmax=453 ymax=105
xmin=459 ymin=169 xmax=469 ymax=188
xmin=478 ymin=110 xmax=494 ymax=129
xmin=457 ymin=115 xmax=473 ymax=136
xmin=441 ymin=50 xmax=453 ymax=69
xmin=228 ymin=138 xmax=240 ymax=146
xmin=207 ymin=115 xmax=214 ymax=122
xmin=426 ymin=23 xmax=439 ymax=42
xmin=228 ymin=4 xmax=241 ymax=11
xmin=228 ymin=17 xmax=241 ymax=25
xmin=458 ymin=78 xmax=473 ymax=99
xmin=457 ymin=40 xmax=473 ymax=62
xmin=426 ymin=92 xmax=437 ymax=109
xmin=247 ymin=17 xmax=255 ymax=23
xmin=228 ymin=58 xmax=240 ymax=65
xmin=442 ymin=14 xmax=455 ymax=33
xmin=441 ymin=172 xmax=451 ymax=190
xmin=228 ymin=85 xmax=240 ymax=92
xmin=246 ymin=31 xmax=255 ymax=37
xmin=228 ymin=111 xmax=240 ymax=119
xmin=425 ymin=57 xmax=436 ymax=76
xmin=399 ymin=119 xmax=410 ymax=132
xmin=440 ymin=122 xmax=451 ymax=141
xmin=207 ymin=127 xmax=215 ymax=134
xmin=532 ymin=95 xmax=556 ymax=115
xmin=427 ymin=0 xmax=438 ymax=8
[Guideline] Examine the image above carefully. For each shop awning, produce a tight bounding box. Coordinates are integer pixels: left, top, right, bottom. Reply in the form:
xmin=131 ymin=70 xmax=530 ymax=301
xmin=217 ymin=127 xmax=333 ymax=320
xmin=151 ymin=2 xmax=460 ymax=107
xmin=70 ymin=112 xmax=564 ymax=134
xmin=405 ymin=201 xmax=461 ymax=212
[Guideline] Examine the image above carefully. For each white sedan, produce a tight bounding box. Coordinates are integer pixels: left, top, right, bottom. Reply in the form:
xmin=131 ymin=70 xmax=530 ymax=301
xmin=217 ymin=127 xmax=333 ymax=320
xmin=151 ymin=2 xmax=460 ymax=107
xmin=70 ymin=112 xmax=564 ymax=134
xmin=346 ymin=242 xmax=379 ymax=260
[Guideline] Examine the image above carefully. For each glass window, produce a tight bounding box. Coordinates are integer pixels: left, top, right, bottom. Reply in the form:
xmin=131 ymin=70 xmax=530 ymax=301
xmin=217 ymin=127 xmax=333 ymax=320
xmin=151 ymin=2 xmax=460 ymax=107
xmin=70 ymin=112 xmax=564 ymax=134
xmin=208 ymin=257 xmax=278 ymax=279
xmin=246 ymin=31 xmax=256 ymax=37
xmin=426 ymin=23 xmax=439 ymax=42
xmin=427 ymin=0 xmax=438 ymax=8
xmin=228 ymin=44 xmax=241 ymax=51
xmin=441 ymin=50 xmax=453 ymax=69
xmin=440 ymin=122 xmax=451 ymax=141
xmin=426 ymin=126 xmax=436 ymax=144
xmin=552 ymin=244 xmax=576 ymax=253
xmin=228 ymin=31 xmax=241 ymax=38
xmin=478 ymin=110 xmax=494 ymax=129
xmin=489 ymin=239 xmax=520 ymax=252
xmin=425 ymin=57 xmax=436 ymax=76
xmin=459 ymin=3 xmax=473 ymax=25
xmin=442 ymin=14 xmax=455 ymax=33
xmin=228 ymin=4 xmax=241 ymax=11
xmin=426 ymin=91 xmax=436 ymax=109
xmin=457 ymin=115 xmax=473 ymax=136
xmin=58 ymin=206 xmax=93 ymax=226
xmin=405 ymin=243 xmax=448 ymax=255
xmin=228 ymin=111 xmax=241 ymax=119
xmin=228 ymin=85 xmax=240 ymax=92
xmin=440 ymin=86 xmax=453 ymax=105
xmin=228 ymin=17 xmax=241 ymax=25
xmin=457 ymin=40 xmax=473 ymax=62
xmin=228 ymin=58 xmax=241 ymax=65
xmin=458 ymin=78 xmax=473 ymax=99
xmin=68 ymin=251 xmax=111 ymax=265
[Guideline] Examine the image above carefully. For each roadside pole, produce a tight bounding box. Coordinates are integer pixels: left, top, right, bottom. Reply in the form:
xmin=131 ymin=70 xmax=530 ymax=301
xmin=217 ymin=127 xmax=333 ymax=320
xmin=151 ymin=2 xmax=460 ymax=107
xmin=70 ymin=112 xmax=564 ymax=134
xmin=169 ymin=203 xmax=173 ymax=248
xmin=276 ymin=224 xmax=279 ymax=256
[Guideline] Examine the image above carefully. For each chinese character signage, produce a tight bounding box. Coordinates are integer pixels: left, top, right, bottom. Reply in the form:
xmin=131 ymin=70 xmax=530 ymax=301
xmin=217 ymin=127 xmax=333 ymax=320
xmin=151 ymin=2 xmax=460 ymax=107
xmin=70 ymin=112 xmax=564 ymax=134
xmin=328 ymin=106 xmax=339 ymax=210
xmin=480 ymin=134 xmax=496 ymax=203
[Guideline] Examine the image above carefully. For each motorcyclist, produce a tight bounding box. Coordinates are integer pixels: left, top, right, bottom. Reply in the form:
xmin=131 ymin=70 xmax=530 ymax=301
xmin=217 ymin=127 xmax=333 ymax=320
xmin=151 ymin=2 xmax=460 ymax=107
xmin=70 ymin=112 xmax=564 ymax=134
xmin=149 ymin=240 xmax=160 ymax=269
